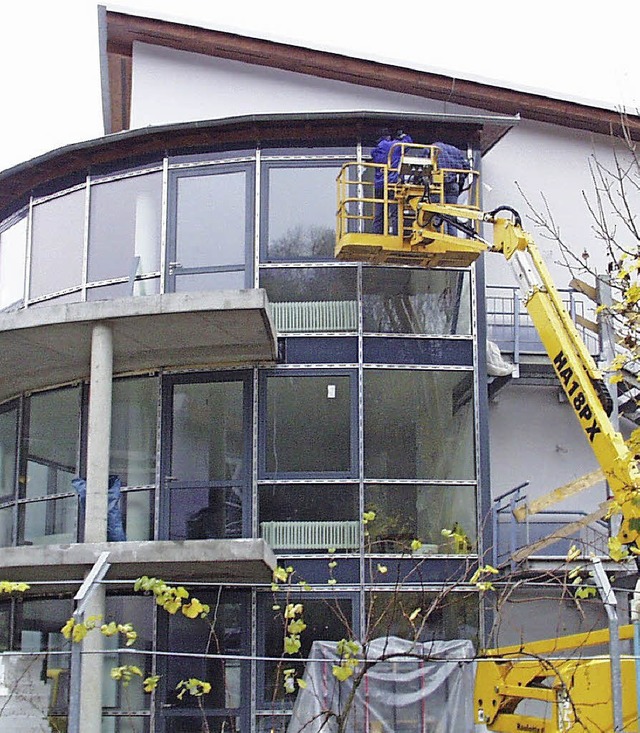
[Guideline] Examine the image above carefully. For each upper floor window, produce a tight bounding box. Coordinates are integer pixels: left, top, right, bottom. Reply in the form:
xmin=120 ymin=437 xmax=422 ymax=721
xmin=0 ymin=215 xmax=27 ymax=310
xmin=88 ymin=172 xmax=163 ymax=289
xmin=30 ymin=189 xmax=85 ymax=300
xmin=262 ymin=163 xmax=343 ymax=262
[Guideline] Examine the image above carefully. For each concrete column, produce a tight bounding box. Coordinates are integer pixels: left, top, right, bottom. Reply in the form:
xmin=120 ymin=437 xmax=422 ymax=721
xmin=80 ymin=323 xmax=113 ymax=733
xmin=84 ymin=322 xmax=113 ymax=544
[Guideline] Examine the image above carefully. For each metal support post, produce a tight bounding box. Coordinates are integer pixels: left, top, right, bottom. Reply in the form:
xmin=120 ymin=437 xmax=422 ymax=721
xmin=68 ymin=552 xmax=111 ymax=733
xmin=591 ymin=557 xmax=625 ymax=732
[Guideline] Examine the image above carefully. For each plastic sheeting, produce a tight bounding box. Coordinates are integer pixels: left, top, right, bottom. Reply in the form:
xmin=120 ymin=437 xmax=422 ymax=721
xmin=487 ymin=340 xmax=513 ymax=377
xmin=287 ymin=636 xmax=485 ymax=733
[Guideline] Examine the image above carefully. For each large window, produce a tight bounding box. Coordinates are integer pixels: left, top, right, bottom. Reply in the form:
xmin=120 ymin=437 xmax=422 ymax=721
xmin=262 ymin=374 xmax=354 ymax=477
xmin=164 ymin=376 xmax=249 ymax=540
xmin=30 ymin=189 xmax=85 ymax=300
xmin=88 ymin=171 xmax=162 ymax=292
xmin=168 ymin=166 xmax=252 ymax=292
xmin=20 ymin=387 xmax=82 ymax=545
xmin=363 ymin=369 xmax=475 ymax=480
xmin=263 ymin=164 xmax=343 ymax=261
xmin=0 ymin=215 xmax=27 ymax=310
xmin=362 ymin=268 xmax=471 ymax=335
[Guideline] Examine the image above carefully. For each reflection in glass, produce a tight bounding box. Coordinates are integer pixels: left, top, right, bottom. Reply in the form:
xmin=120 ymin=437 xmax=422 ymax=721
xmin=0 ymin=216 xmax=27 ymax=309
xmin=265 ymin=375 xmax=351 ymax=475
xmin=263 ymin=596 xmax=352 ymax=703
xmin=261 ymin=267 xmax=357 ymax=332
xmin=164 ymin=593 xmax=245 ymax=710
xmin=175 ymin=170 xmax=247 ymax=266
xmin=364 ymin=370 xmax=475 ymax=480
xmin=25 ymin=387 xmax=80 ymax=499
xmin=171 ymin=381 xmax=245 ymax=482
xmin=363 ymin=268 xmax=471 ymax=335
xmin=30 ymin=189 xmax=85 ymax=299
xmin=365 ymin=484 xmax=476 ymax=553
xmin=111 ymin=377 xmax=158 ymax=487
xmin=169 ymin=486 xmax=242 ymax=540
xmin=259 ymin=484 xmax=358 ymax=552
xmin=266 ymin=166 xmax=341 ymax=260
xmin=122 ymin=489 xmax=153 ymax=541
xmin=88 ymin=172 xmax=162 ymax=290
xmin=21 ymin=496 xmax=77 ymax=545
xmin=0 ymin=406 xmax=17 ymax=501
xmin=0 ymin=504 xmax=12 ymax=547
xmin=173 ymin=271 xmax=245 ymax=292
xmin=366 ymin=591 xmax=478 ymax=646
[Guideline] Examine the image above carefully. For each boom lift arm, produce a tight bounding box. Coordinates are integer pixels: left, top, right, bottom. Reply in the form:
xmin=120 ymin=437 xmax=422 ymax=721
xmin=336 ymin=143 xmax=640 ymax=550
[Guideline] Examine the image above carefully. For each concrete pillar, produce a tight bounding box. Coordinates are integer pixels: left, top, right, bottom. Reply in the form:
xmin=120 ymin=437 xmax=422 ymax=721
xmin=80 ymin=323 xmax=113 ymax=733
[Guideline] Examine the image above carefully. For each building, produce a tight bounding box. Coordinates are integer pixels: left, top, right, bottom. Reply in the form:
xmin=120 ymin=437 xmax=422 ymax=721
xmin=0 ymin=6 xmax=638 ymax=732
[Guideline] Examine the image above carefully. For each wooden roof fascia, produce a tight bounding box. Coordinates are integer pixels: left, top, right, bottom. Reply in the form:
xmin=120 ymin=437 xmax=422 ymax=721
xmin=105 ymin=10 xmax=640 ymax=140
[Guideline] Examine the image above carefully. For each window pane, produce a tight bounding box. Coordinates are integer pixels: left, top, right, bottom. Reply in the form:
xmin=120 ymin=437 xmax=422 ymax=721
xmin=0 ymin=406 xmax=17 ymax=501
xmin=259 ymin=484 xmax=358 ymax=552
xmin=0 ymin=216 xmax=27 ymax=309
xmin=25 ymin=388 xmax=80 ymax=499
xmin=171 ymin=381 xmax=245 ymax=482
xmin=261 ymin=267 xmax=357 ymax=333
xmin=163 ymin=593 xmax=245 ymax=710
xmin=266 ymin=166 xmax=341 ymax=260
xmin=30 ymin=189 xmax=85 ymax=299
xmin=88 ymin=172 xmax=162 ymax=282
xmin=173 ymin=270 xmax=245 ymax=292
xmin=264 ymin=375 xmax=351 ymax=475
xmin=364 ymin=370 xmax=475 ymax=480
xmin=363 ymin=268 xmax=471 ymax=335
xmin=0 ymin=505 xmax=13 ymax=546
xmin=263 ymin=596 xmax=352 ymax=703
xmin=365 ymin=484 xmax=476 ymax=553
xmin=21 ymin=496 xmax=77 ymax=545
xmin=111 ymin=377 xmax=158 ymax=487
xmin=122 ymin=488 xmax=153 ymax=541
xmin=175 ymin=171 xmax=247 ymax=268
xmin=169 ymin=486 xmax=242 ymax=540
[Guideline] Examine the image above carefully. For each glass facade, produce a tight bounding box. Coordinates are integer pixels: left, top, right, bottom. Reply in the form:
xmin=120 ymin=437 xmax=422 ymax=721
xmin=0 ymin=141 xmax=485 ymax=731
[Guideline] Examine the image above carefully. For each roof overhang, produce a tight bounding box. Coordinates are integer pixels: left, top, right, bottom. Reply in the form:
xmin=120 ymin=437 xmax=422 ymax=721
xmin=0 ymin=289 xmax=277 ymax=403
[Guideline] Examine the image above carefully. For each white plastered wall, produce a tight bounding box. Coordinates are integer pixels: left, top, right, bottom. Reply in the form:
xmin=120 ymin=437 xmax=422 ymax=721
xmin=129 ymin=42 xmax=494 ymax=128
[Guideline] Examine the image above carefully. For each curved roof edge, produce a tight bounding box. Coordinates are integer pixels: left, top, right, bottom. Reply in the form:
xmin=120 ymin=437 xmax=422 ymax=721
xmin=0 ymin=110 xmax=517 ymax=220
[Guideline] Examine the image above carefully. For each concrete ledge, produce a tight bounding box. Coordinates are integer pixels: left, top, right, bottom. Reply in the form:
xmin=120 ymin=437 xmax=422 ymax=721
xmin=0 ymin=539 xmax=277 ymax=588
xmin=0 ymin=290 xmax=277 ymax=403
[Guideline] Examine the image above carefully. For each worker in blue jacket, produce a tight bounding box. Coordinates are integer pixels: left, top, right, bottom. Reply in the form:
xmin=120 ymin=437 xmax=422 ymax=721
xmin=432 ymin=142 xmax=470 ymax=234
xmin=371 ymin=128 xmax=393 ymax=234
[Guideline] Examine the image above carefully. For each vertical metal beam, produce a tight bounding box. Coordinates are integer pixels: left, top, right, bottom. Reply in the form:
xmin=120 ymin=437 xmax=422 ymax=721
xmin=591 ymin=557 xmax=625 ymax=732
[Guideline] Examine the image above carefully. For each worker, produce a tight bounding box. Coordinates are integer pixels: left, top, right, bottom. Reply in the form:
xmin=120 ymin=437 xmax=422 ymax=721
xmin=371 ymin=128 xmax=393 ymax=234
xmin=432 ymin=141 xmax=470 ymax=234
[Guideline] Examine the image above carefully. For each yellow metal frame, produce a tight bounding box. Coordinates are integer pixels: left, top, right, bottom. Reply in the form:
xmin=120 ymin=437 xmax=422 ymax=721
xmin=475 ymin=624 xmax=639 ymax=732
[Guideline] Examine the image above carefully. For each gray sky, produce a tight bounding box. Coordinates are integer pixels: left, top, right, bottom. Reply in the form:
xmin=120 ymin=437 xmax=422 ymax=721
xmin=1 ymin=0 xmax=638 ymax=174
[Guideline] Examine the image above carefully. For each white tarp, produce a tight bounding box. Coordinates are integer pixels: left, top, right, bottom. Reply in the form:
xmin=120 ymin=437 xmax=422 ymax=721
xmin=287 ymin=636 xmax=483 ymax=733
xmin=487 ymin=340 xmax=514 ymax=377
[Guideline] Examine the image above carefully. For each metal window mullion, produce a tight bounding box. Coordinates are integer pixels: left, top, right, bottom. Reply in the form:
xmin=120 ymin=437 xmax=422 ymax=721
xmin=24 ymin=197 xmax=34 ymax=308
xmin=81 ymin=175 xmax=90 ymax=301
xmin=253 ymin=149 xmax=261 ymax=289
xmin=357 ymin=263 xmax=367 ymax=633
xmin=159 ymin=156 xmax=169 ymax=294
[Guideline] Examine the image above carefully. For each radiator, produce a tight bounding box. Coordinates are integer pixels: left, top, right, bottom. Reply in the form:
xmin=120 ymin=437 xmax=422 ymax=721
xmin=271 ymin=300 xmax=358 ymax=332
xmin=261 ymin=520 xmax=360 ymax=550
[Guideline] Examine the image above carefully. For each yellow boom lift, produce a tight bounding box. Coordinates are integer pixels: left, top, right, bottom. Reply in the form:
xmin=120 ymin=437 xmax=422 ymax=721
xmin=335 ymin=143 xmax=640 ymax=732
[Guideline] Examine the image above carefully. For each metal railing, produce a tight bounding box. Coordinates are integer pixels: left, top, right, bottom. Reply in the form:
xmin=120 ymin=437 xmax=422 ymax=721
xmin=486 ymin=285 xmax=600 ymax=361
xmin=491 ymin=482 xmax=610 ymax=570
